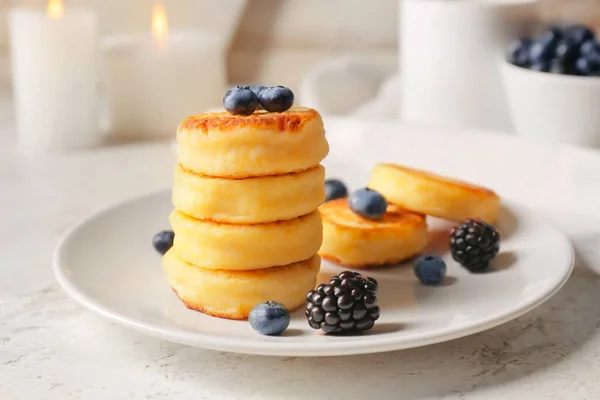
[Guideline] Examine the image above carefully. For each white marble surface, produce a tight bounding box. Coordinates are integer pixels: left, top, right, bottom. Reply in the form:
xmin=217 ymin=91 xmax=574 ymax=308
xmin=3 ymin=113 xmax=600 ymax=399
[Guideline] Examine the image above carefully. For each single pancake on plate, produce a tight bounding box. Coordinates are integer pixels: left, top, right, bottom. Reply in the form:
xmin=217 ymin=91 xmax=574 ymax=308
xmin=169 ymin=209 xmax=323 ymax=270
xmin=368 ymin=163 xmax=500 ymax=224
xmin=172 ymin=164 xmax=326 ymax=224
xmin=319 ymin=199 xmax=429 ymax=268
xmin=177 ymin=107 xmax=329 ymax=178
xmin=163 ymin=250 xmax=320 ymax=320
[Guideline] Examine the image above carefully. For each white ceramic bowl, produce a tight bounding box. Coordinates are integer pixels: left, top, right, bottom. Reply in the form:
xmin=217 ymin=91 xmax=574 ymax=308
xmin=502 ymin=61 xmax=600 ymax=148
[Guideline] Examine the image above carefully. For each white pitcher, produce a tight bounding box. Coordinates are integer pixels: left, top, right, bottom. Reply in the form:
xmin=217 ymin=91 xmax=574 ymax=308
xmin=399 ymin=0 xmax=539 ymax=132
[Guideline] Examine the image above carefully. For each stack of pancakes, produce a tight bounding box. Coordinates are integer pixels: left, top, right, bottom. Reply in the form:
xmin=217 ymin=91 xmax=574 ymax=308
xmin=163 ymin=107 xmax=329 ymax=320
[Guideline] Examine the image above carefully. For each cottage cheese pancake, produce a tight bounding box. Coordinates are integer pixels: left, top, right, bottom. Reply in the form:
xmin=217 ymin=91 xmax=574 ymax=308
xmin=170 ymin=209 xmax=323 ymax=270
xmin=176 ymin=107 xmax=329 ymax=178
xmin=368 ymin=163 xmax=500 ymax=223
xmin=163 ymin=250 xmax=320 ymax=320
xmin=172 ymin=164 xmax=326 ymax=224
xmin=319 ymin=199 xmax=429 ymax=267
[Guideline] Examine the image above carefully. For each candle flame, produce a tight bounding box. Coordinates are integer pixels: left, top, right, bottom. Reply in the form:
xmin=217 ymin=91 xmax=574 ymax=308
xmin=47 ymin=0 xmax=64 ymax=19
xmin=152 ymin=4 xmax=169 ymax=48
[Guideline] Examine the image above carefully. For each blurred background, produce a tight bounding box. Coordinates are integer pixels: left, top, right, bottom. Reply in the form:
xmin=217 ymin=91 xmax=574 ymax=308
xmin=3 ymin=0 xmax=600 ymax=151
xmin=0 ymin=0 xmax=596 ymax=90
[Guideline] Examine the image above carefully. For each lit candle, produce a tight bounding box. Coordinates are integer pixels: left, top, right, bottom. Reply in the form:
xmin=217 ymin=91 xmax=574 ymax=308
xmin=8 ymin=0 xmax=99 ymax=152
xmin=101 ymin=4 xmax=226 ymax=140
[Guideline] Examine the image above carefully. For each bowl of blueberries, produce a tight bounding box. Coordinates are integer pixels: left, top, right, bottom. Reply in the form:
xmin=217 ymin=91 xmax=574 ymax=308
xmin=502 ymin=23 xmax=600 ymax=148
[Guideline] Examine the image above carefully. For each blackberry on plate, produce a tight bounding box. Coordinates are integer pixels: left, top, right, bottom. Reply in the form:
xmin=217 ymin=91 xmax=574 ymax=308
xmin=449 ymin=219 xmax=500 ymax=272
xmin=305 ymin=271 xmax=380 ymax=334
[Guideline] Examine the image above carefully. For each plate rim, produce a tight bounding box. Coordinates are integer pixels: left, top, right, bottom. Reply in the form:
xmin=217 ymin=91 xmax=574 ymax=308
xmin=53 ymin=190 xmax=575 ymax=357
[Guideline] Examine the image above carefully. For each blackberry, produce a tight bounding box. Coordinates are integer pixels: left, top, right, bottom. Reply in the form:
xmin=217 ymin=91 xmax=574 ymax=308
xmin=305 ymin=271 xmax=379 ymax=334
xmin=449 ymin=219 xmax=500 ymax=272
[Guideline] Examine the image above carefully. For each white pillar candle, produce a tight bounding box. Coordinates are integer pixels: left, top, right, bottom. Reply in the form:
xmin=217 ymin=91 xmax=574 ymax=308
xmin=101 ymin=6 xmax=226 ymax=140
xmin=8 ymin=1 xmax=99 ymax=152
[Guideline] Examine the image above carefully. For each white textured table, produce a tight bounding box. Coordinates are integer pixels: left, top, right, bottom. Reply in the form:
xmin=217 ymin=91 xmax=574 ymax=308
xmin=3 ymin=114 xmax=600 ymax=400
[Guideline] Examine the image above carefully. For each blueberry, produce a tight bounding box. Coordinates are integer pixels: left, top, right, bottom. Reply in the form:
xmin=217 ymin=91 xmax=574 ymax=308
xmin=325 ymin=179 xmax=348 ymax=202
xmin=528 ymin=27 xmax=564 ymax=64
xmin=506 ymin=38 xmax=532 ymax=67
xmin=580 ymin=39 xmax=598 ymax=56
xmin=550 ymin=59 xmax=570 ymax=75
xmin=539 ymin=26 xmax=564 ymax=46
xmin=223 ymin=86 xmax=258 ymax=116
xmin=258 ymin=86 xmax=295 ymax=112
xmin=553 ymin=39 xmax=579 ymax=66
xmin=249 ymin=301 xmax=290 ymax=336
xmin=153 ymin=230 xmax=174 ymax=255
xmin=529 ymin=40 xmax=556 ymax=64
xmin=530 ymin=60 xmax=550 ymax=72
xmin=589 ymin=53 xmax=600 ymax=68
xmin=565 ymin=24 xmax=595 ymax=46
xmin=584 ymin=41 xmax=600 ymax=65
xmin=575 ymin=57 xmax=600 ymax=76
xmin=348 ymin=188 xmax=387 ymax=220
xmin=414 ymin=256 xmax=447 ymax=286
xmin=248 ymin=85 xmax=266 ymax=97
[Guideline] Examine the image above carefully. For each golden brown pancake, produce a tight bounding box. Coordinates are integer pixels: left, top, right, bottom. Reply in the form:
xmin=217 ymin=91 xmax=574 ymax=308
xmin=169 ymin=209 xmax=323 ymax=271
xmin=368 ymin=163 xmax=500 ymax=223
xmin=319 ymin=199 xmax=429 ymax=267
xmin=163 ymin=250 xmax=320 ymax=320
xmin=176 ymin=107 xmax=329 ymax=178
xmin=172 ymin=163 xmax=326 ymax=224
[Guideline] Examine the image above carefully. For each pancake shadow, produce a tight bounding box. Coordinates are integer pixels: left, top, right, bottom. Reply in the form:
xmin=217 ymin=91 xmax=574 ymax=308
xmin=318 ymin=263 xmax=413 ymax=282
xmin=475 ymin=251 xmax=517 ymax=274
xmin=424 ymin=228 xmax=451 ymax=256
xmin=497 ymin=204 xmax=519 ymax=239
xmin=376 ymin=274 xmax=422 ymax=310
xmin=316 ymin=270 xmax=339 ymax=285
xmin=364 ymin=261 xmax=414 ymax=274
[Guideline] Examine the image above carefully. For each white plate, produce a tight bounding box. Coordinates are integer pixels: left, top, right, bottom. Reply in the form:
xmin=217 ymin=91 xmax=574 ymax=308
xmin=54 ymin=189 xmax=573 ymax=357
